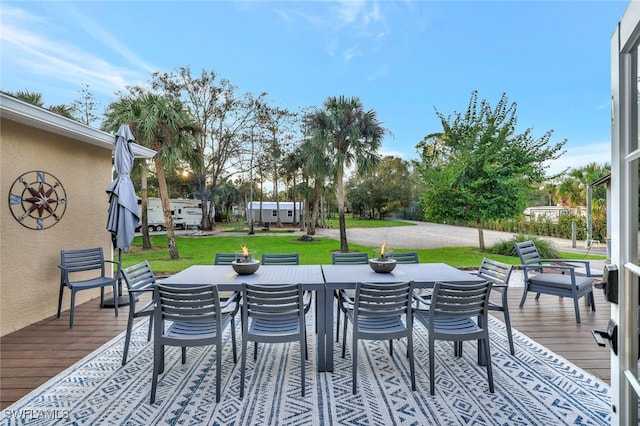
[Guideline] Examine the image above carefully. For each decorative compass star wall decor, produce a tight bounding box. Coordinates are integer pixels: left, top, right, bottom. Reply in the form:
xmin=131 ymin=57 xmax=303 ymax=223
xmin=8 ymin=171 xmax=67 ymax=230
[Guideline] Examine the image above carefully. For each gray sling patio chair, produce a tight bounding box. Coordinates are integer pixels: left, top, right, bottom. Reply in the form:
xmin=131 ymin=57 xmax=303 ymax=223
xmin=240 ymin=282 xmax=308 ymax=398
xmin=120 ymin=261 xmax=156 ymax=365
xmin=414 ymin=280 xmax=494 ymax=395
xmin=473 ymin=258 xmax=515 ymax=355
xmin=57 ymin=247 xmax=119 ymax=328
xmin=332 ymin=252 xmax=370 ymax=343
xmin=150 ymin=283 xmax=238 ymax=404
xmin=214 ymin=252 xmax=237 ymax=265
xmin=341 ymin=280 xmax=416 ymax=394
xmin=261 ymin=253 xmax=300 ymax=265
xmin=514 ymin=240 xmax=595 ymax=323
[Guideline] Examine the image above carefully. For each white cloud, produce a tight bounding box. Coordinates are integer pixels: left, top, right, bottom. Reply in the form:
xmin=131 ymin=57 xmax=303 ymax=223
xmin=0 ymin=5 xmax=151 ymax=100
xmin=545 ymin=141 xmax=611 ymax=176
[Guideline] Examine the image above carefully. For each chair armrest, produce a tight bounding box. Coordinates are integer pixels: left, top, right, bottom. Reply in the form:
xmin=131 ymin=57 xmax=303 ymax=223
xmin=412 ymin=291 xmax=432 ymax=307
xmin=523 ymin=264 xmax=576 ymax=274
xmin=338 ymin=289 xmax=354 ymax=305
xmin=220 ymin=290 xmax=240 ymax=309
xmin=541 ymin=259 xmax=591 ymax=275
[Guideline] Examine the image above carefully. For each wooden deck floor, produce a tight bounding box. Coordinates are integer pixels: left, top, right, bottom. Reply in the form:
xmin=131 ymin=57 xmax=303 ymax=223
xmin=0 ymin=286 xmax=612 ymax=409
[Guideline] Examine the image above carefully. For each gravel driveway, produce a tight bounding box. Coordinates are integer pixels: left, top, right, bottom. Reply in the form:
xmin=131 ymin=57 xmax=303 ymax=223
xmin=314 ymin=220 xmax=590 ymax=252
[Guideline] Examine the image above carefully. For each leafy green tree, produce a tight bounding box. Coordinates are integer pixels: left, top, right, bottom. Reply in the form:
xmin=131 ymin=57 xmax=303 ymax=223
xmin=8 ymin=89 xmax=74 ymax=119
xmin=304 ymin=96 xmax=385 ymax=251
xmin=257 ymin=102 xmax=297 ymax=228
xmin=416 ymin=91 xmax=565 ymax=250
xmin=71 ymin=84 xmax=100 ymax=126
xmin=556 ymin=162 xmax=610 ymax=207
xmin=151 ymin=67 xmax=261 ymax=230
xmin=103 ymin=91 xmax=200 ymax=260
xmin=348 ymin=156 xmax=414 ymax=219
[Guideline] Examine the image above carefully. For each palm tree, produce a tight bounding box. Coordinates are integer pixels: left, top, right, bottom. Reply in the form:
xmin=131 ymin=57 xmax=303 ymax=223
xmin=103 ymin=92 xmax=200 ymax=260
xmin=305 ymin=96 xmax=385 ymax=251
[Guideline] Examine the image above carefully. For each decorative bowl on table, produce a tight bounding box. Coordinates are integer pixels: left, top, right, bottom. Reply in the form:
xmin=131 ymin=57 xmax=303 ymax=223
xmin=369 ymin=258 xmax=397 ymax=273
xmin=231 ymin=259 xmax=260 ymax=275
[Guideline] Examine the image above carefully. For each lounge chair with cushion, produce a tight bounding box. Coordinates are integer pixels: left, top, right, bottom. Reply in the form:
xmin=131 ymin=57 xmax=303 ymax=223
xmin=514 ymin=240 xmax=595 ymax=323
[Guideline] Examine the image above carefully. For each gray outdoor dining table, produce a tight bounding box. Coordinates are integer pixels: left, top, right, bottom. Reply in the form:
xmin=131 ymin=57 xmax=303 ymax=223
xmin=321 ymin=262 xmax=486 ymax=371
xmin=160 ymin=265 xmax=329 ymax=370
xmin=160 ymin=262 xmax=484 ymax=372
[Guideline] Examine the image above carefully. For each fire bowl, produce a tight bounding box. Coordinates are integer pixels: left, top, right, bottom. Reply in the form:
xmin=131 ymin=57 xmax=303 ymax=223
xmin=369 ymin=258 xmax=397 ymax=273
xmin=231 ymin=260 xmax=260 ymax=275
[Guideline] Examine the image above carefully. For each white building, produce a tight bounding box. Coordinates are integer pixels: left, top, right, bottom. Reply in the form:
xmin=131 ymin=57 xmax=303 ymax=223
xmin=246 ymin=201 xmax=302 ymax=224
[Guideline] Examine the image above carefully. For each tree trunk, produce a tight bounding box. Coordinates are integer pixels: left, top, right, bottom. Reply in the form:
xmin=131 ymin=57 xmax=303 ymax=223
xmin=477 ymin=222 xmax=486 ymax=251
xmin=292 ymin=175 xmax=297 ymax=226
xmin=198 ymin=172 xmax=211 ymax=230
xmin=275 ymin=174 xmax=282 ymax=228
xmin=337 ymin=169 xmax=348 ymax=252
xmin=140 ymin=161 xmax=152 ymax=249
xmin=155 ymin=158 xmax=179 ymax=260
xmin=311 ymin=180 xmax=321 ymax=233
xmin=320 ymin=193 xmax=326 ymax=228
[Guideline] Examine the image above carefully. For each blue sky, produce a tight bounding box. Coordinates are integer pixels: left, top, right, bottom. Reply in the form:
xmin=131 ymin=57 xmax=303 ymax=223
xmin=0 ymin=1 xmax=630 ymax=176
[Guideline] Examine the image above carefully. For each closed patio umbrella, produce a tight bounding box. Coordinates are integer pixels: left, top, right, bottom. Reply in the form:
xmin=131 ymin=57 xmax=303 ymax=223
xmin=104 ymin=124 xmax=140 ymax=307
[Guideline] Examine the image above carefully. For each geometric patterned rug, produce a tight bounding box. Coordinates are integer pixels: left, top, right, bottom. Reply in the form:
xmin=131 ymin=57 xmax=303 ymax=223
xmin=3 ymin=308 xmax=611 ymax=425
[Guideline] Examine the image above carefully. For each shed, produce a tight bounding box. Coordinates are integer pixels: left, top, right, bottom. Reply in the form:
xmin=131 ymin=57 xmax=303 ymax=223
xmin=246 ymin=201 xmax=303 ymax=225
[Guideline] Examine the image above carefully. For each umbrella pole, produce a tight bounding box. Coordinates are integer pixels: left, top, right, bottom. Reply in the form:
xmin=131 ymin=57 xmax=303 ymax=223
xmin=101 ymin=248 xmax=132 ymax=308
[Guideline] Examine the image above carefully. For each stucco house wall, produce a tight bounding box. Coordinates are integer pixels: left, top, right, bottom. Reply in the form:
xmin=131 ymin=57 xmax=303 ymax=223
xmin=0 ymin=94 xmax=154 ymax=335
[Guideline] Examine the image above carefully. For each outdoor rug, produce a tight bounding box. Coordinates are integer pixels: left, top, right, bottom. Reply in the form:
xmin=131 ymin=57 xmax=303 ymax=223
xmin=3 ymin=307 xmax=610 ymax=425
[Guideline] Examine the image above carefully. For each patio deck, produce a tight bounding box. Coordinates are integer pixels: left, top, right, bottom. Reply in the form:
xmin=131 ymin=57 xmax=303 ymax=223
xmin=0 ymin=286 xmax=612 ymax=410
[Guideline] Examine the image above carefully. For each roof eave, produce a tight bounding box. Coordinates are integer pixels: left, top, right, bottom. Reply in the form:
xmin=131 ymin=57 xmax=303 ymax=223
xmin=0 ymin=93 xmax=155 ymax=159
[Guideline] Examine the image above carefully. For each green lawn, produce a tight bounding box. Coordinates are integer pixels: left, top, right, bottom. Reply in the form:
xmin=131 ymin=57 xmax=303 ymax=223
xmin=121 ymin=233 xmax=604 ymax=275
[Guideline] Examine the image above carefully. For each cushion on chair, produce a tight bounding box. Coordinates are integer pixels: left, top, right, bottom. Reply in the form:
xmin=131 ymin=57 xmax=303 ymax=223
xmin=528 ymin=273 xmax=592 ymax=291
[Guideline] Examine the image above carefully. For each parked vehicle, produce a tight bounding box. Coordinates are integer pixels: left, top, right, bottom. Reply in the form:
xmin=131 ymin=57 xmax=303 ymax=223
xmin=136 ymin=198 xmax=204 ymax=232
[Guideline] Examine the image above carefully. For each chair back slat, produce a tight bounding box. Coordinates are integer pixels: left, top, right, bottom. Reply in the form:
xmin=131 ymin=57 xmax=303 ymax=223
xmin=332 ymin=252 xmax=369 ymax=264
xmin=122 ymin=261 xmax=156 ymax=291
xmin=214 ymin=253 xmax=237 ymax=265
xmin=514 ymin=241 xmax=543 ymax=266
xmin=476 ymin=258 xmax=512 ymax=286
xmin=261 ymin=253 xmax=300 ymax=265
xmin=60 ymin=248 xmax=105 ymax=273
xmin=354 ymin=281 xmax=413 ymax=318
xmin=388 ymin=252 xmax=419 ymax=264
xmin=430 ymin=281 xmax=492 ymax=319
xmin=243 ymin=283 xmax=304 ymax=320
xmin=155 ymin=284 xmax=220 ymax=323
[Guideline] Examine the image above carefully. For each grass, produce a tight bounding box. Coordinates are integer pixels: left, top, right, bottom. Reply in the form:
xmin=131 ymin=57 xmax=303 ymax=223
xmin=121 ymin=233 xmax=605 ymax=275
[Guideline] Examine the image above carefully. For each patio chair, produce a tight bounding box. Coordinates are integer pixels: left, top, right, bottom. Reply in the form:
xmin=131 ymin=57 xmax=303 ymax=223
xmin=150 ymin=283 xmax=238 ymax=404
xmin=261 ymin=253 xmax=300 ymax=265
xmin=332 ymin=252 xmax=370 ymax=343
xmin=414 ymin=281 xmax=494 ymax=395
xmin=514 ymin=240 xmax=595 ymax=323
xmin=473 ymin=258 xmax=515 ymax=355
xmin=388 ymin=251 xmax=420 ymax=264
xmin=240 ymin=283 xmax=308 ymax=397
xmin=57 ymin=247 xmax=119 ymax=328
xmin=214 ymin=253 xmax=242 ymax=331
xmin=120 ymin=261 xmax=156 ymax=365
xmin=214 ymin=252 xmax=237 ymax=265
xmin=341 ymin=280 xmax=416 ymax=394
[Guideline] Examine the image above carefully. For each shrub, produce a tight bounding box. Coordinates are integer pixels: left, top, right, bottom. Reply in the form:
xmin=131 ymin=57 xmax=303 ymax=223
xmin=489 ymin=233 xmax=560 ymax=258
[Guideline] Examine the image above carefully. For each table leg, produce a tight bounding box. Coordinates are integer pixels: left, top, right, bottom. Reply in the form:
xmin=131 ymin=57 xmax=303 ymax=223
xmin=316 ymin=288 xmax=327 ymax=372
xmin=325 ymin=288 xmax=335 ymax=371
xmin=477 ymin=315 xmax=486 ymax=366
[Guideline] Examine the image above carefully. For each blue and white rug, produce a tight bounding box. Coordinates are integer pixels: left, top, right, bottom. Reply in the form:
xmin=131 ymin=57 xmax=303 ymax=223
xmin=3 ymin=308 xmax=610 ymax=425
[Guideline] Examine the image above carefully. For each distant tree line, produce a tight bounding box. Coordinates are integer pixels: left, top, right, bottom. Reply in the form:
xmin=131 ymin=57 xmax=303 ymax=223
xmin=5 ymin=83 xmax=612 ymax=256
